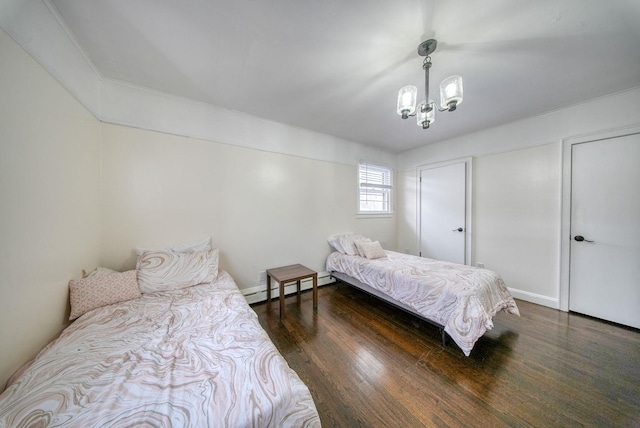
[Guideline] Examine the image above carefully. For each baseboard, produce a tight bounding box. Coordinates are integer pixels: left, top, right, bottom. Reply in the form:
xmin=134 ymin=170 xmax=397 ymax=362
xmin=242 ymin=275 xmax=558 ymax=310
xmin=508 ymin=288 xmax=559 ymax=309
xmin=242 ymin=271 xmax=335 ymax=304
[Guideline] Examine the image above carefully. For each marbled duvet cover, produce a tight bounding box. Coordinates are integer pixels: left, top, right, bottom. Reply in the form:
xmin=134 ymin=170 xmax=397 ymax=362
xmin=0 ymin=271 xmax=320 ymax=427
xmin=327 ymin=251 xmax=520 ymax=356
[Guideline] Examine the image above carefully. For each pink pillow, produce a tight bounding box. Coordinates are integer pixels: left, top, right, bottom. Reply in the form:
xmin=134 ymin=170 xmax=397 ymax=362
xmin=355 ymin=240 xmax=387 ymax=259
xmin=69 ymin=270 xmax=141 ymax=320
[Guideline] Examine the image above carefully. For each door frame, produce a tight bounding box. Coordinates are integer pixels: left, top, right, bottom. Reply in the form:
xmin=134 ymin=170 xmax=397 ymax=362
xmin=416 ymin=157 xmax=473 ymax=265
xmin=559 ymin=125 xmax=640 ymax=311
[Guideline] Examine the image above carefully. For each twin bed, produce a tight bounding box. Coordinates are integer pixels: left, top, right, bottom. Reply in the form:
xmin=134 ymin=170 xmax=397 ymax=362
xmin=0 ymin=241 xmax=320 ymax=427
xmin=0 ymin=234 xmax=519 ymax=425
xmin=326 ymin=234 xmax=520 ymax=356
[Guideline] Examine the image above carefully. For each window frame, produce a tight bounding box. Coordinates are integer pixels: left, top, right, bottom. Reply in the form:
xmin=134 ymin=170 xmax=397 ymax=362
xmin=357 ymin=161 xmax=393 ymax=217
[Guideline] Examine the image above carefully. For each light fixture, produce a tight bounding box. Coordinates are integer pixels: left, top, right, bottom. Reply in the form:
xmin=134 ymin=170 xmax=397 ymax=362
xmin=396 ymin=39 xmax=463 ymax=129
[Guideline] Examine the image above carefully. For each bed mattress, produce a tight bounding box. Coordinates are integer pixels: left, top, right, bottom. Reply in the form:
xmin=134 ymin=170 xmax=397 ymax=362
xmin=0 ymin=271 xmax=320 ymax=427
xmin=327 ymin=251 xmax=519 ymax=356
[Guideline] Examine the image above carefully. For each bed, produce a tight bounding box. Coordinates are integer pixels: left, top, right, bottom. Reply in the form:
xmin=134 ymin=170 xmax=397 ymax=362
xmin=0 ymin=243 xmax=320 ymax=427
xmin=326 ymin=235 xmax=520 ymax=356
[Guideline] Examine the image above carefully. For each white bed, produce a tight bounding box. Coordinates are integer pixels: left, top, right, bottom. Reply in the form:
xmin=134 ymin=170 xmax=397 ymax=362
xmin=326 ymin=248 xmax=520 ymax=356
xmin=0 ymin=270 xmax=320 ymax=427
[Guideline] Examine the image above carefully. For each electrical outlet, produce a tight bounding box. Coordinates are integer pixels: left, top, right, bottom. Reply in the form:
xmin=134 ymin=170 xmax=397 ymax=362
xmin=259 ymin=271 xmax=266 ymax=283
xmin=476 ymin=262 xmax=485 ymax=269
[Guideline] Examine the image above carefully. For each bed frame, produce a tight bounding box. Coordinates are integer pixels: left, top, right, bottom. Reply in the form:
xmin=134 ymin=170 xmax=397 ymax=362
xmin=330 ymin=271 xmax=449 ymax=348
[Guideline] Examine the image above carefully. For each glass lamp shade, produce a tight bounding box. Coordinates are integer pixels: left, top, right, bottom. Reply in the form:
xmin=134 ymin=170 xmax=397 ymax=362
xmin=397 ymin=85 xmax=418 ymax=118
xmin=439 ymin=75 xmax=463 ymax=111
xmin=416 ymin=101 xmax=435 ymax=128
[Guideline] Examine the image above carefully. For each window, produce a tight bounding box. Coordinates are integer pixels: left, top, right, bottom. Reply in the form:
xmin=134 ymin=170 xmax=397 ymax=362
xmin=358 ymin=161 xmax=393 ymax=215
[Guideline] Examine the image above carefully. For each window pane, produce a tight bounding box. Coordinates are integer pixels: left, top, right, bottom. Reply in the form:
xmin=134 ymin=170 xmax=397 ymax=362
xmin=359 ymin=163 xmax=391 ymax=187
xmin=358 ymin=161 xmax=392 ymax=215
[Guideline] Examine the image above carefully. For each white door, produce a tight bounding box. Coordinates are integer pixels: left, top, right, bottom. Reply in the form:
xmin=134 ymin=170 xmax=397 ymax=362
xmin=569 ymin=134 xmax=640 ymax=328
xmin=419 ymin=162 xmax=467 ymax=264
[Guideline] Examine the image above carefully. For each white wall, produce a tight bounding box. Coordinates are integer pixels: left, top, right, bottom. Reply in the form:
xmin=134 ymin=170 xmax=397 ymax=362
xmin=100 ymin=80 xmax=396 ymax=169
xmin=396 ymin=87 xmax=640 ymax=308
xmin=473 ymin=143 xmax=561 ymax=306
xmin=100 ymin=123 xmax=396 ymax=290
xmin=0 ymin=29 xmax=102 ymax=386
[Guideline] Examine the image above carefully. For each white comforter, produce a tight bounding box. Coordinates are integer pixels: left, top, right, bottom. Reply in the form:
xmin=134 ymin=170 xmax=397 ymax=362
xmin=0 ymin=271 xmax=320 ymax=427
xmin=327 ymin=251 xmax=519 ymax=356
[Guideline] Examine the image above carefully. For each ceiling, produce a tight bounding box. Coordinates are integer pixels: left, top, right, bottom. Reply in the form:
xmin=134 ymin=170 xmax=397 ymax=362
xmin=49 ymin=0 xmax=640 ymax=153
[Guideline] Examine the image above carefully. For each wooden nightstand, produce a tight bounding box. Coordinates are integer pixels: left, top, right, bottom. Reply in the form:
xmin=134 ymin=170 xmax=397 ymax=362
xmin=266 ymin=264 xmax=318 ymax=319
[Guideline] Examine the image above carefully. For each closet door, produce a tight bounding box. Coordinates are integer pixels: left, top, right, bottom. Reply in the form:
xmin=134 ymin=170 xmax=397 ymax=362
xmin=418 ymin=160 xmax=469 ymax=264
xmin=569 ymin=134 xmax=640 ymax=328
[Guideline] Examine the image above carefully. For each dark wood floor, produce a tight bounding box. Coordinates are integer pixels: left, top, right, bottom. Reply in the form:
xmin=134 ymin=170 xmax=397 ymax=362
xmin=252 ymin=283 xmax=640 ymax=427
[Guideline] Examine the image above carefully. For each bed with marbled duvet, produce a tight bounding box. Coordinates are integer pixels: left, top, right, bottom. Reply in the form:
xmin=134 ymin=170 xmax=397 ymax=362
xmin=326 ymin=235 xmax=519 ymax=356
xmin=0 ymin=266 xmax=320 ymax=427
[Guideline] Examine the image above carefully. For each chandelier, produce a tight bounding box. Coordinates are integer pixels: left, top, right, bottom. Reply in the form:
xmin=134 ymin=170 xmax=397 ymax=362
xmin=396 ymin=39 xmax=463 ymax=129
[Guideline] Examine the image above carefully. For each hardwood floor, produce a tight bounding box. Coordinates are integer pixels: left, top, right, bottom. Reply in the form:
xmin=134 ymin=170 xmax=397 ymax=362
xmin=252 ymin=283 xmax=640 ymax=427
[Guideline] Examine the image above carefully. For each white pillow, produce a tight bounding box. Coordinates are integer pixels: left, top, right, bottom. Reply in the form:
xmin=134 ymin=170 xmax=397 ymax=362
xmin=336 ymin=234 xmax=371 ymax=256
xmin=135 ymin=236 xmax=211 ymax=256
xmin=136 ymin=248 xmax=219 ymax=294
xmin=328 ymin=234 xmax=347 ymax=253
xmin=355 ymin=240 xmax=387 ymax=259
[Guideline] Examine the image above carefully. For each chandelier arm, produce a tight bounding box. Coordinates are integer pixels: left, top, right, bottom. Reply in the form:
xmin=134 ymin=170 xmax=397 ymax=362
xmin=436 ymin=101 xmax=458 ymax=112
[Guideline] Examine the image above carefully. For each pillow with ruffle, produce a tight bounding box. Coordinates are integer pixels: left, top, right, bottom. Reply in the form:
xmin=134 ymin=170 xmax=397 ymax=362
xmin=69 ymin=270 xmax=141 ymax=320
xmin=136 ymin=248 xmax=218 ymax=294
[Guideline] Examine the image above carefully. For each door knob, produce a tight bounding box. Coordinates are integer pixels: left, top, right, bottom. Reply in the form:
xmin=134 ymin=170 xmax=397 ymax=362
xmin=574 ymin=235 xmax=594 ymax=243
xmin=452 ymin=227 xmax=464 ymax=232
